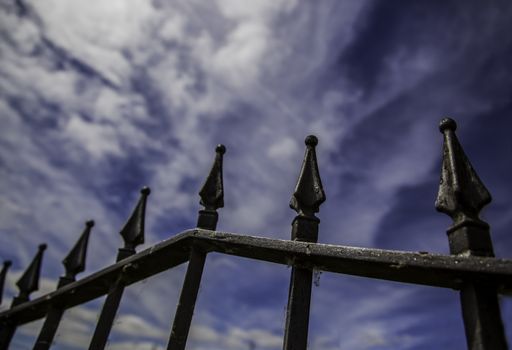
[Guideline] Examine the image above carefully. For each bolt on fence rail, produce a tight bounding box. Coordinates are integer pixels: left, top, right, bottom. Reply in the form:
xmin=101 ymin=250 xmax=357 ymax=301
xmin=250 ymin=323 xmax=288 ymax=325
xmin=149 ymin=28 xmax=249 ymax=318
xmin=0 ymin=118 xmax=511 ymax=350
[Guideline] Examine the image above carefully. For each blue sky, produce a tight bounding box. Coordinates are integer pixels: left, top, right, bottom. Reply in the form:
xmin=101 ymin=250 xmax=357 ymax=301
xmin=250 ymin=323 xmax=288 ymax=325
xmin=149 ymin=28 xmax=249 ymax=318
xmin=1 ymin=0 xmax=512 ymax=349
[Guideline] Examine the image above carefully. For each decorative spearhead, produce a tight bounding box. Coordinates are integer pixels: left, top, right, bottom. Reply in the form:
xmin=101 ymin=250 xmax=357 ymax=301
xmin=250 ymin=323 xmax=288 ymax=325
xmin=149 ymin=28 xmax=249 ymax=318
xmin=435 ymin=118 xmax=491 ymax=229
xmin=62 ymin=220 xmax=94 ymax=280
xmin=290 ymin=135 xmax=326 ymax=218
xmin=120 ymin=187 xmax=151 ymax=251
xmin=16 ymin=244 xmax=46 ymax=301
xmin=199 ymin=145 xmax=225 ymax=211
xmin=0 ymin=260 xmax=12 ymax=305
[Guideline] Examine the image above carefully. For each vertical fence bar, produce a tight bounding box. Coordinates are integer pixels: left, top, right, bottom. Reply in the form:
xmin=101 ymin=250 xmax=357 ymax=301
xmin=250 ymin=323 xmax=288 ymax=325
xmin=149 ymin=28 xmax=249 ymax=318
xmin=88 ymin=187 xmax=150 ymax=350
xmin=33 ymin=220 xmax=94 ymax=350
xmin=0 ymin=244 xmax=46 ymax=350
xmin=167 ymin=144 xmax=225 ymax=350
xmin=0 ymin=261 xmax=12 ymax=306
xmin=435 ymin=118 xmax=507 ymax=350
xmin=283 ymin=135 xmax=325 ymax=350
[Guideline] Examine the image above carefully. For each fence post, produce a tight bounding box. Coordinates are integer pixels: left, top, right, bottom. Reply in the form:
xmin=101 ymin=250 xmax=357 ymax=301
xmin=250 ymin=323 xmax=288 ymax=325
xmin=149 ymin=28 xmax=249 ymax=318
xmin=88 ymin=187 xmax=150 ymax=350
xmin=0 ymin=244 xmax=46 ymax=350
xmin=283 ymin=135 xmax=326 ymax=350
xmin=33 ymin=220 xmax=94 ymax=350
xmin=0 ymin=261 xmax=12 ymax=307
xmin=167 ymin=144 xmax=225 ymax=350
xmin=435 ymin=118 xmax=507 ymax=350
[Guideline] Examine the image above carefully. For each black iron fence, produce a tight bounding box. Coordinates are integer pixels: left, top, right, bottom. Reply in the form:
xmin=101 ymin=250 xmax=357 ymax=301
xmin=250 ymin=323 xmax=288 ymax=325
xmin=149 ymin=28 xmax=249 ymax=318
xmin=0 ymin=118 xmax=511 ymax=350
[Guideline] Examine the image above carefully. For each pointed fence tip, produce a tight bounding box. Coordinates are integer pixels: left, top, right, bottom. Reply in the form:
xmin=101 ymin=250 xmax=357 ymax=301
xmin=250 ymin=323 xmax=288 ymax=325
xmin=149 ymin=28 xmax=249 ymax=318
xmin=290 ymin=135 xmax=325 ymax=217
xmin=435 ymin=117 xmax=491 ymax=228
xmin=141 ymin=186 xmax=151 ymax=196
xmin=198 ymin=144 xmax=225 ymax=211
xmin=62 ymin=220 xmax=95 ymax=280
xmin=305 ymin=135 xmax=318 ymax=147
xmin=16 ymin=243 xmax=47 ymax=300
xmin=216 ymin=144 xmax=226 ymax=155
xmin=439 ymin=117 xmax=457 ymax=132
xmin=196 ymin=144 xmax=225 ymax=230
xmin=119 ymin=187 xmax=150 ymax=252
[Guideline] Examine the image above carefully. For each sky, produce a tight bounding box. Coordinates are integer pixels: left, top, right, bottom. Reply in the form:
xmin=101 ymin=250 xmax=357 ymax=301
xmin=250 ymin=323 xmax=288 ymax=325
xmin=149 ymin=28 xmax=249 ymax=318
xmin=1 ymin=0 xmax=512 ymax=349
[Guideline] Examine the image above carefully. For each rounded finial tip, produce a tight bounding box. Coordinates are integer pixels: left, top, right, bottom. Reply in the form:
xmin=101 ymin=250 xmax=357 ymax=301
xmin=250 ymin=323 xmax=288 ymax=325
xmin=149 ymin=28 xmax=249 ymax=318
xmin=141 ymin=186 xmax=151 ymax=195
xmin=86 ymin=220 xmax=95 ymax=227
xmin=305 ymin=135 xmax=318 ymax=147
xmin=216 ymin=144 xmax=226 ymax=155
xmin=439 ymin=118 xmax=457 ymax=132
xmin=4 ymin=260 xmax=12 ymax=267
xmin=39 ymin=243 xmax=47 ymax=251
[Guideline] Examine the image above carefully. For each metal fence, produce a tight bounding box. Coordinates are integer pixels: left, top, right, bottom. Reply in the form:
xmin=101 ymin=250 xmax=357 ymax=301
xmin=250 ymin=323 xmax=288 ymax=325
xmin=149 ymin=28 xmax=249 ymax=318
xmin=0 ymin=118 xmax=511 ymax=350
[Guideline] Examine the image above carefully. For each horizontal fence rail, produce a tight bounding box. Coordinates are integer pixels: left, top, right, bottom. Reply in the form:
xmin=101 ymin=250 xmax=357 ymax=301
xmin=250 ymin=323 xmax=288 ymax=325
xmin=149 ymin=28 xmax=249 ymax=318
xmin=2 ymin=229 xmax=512 ymax=327
xmin=0 ymin=118 xmax=510 ymax=350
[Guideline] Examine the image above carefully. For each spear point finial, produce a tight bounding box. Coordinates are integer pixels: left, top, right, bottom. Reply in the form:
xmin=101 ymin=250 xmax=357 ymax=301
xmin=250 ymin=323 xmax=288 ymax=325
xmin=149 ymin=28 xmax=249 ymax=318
xmin=199 ymin=145 xmax=225 ymax=211
xmin=120 ymin=187 xmax=150 ymax=251
xmin=15 ymin=244 xmax=46 ymax=301
xmin=290 ymin=135 xmax=326 ymax=218
xmin=435 ymin=118 xmax=491 ymax=230
xmin=62 ymin=220 xmax=94 ymax=280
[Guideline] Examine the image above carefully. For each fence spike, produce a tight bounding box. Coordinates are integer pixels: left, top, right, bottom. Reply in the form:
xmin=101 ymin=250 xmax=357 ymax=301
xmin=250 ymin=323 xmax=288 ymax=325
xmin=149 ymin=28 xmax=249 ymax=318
xmin=120 ymin=187 xmax=150 ymax=252
xmin=197 ymin=144 xmax=225 ymax=230
xmin=166 ymin=144 xmax=226 ymax=350
xmin=62 ymin=220 xmax=94 ymax=281
xmin=199 ymin=144 xmax=225 ymax=211
xmin=33 ymin=221 xmax=95 ymax=350
xmin=0 ymin=261 xmax=12 ymax=306
xmin=284 ymin=135 xmax=325 ymax=350
xmin=290 ymin=135 xmax=326 ymax=218
xmin=15 ymin=244 xmax=46 ymax=304
xmin=435 ymin=117 xmax=507 ymax=349
xmin=435 ymin=117 xmax=491 ymax=230
xmin=88 ymin=188 xmax=150 ymax=349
